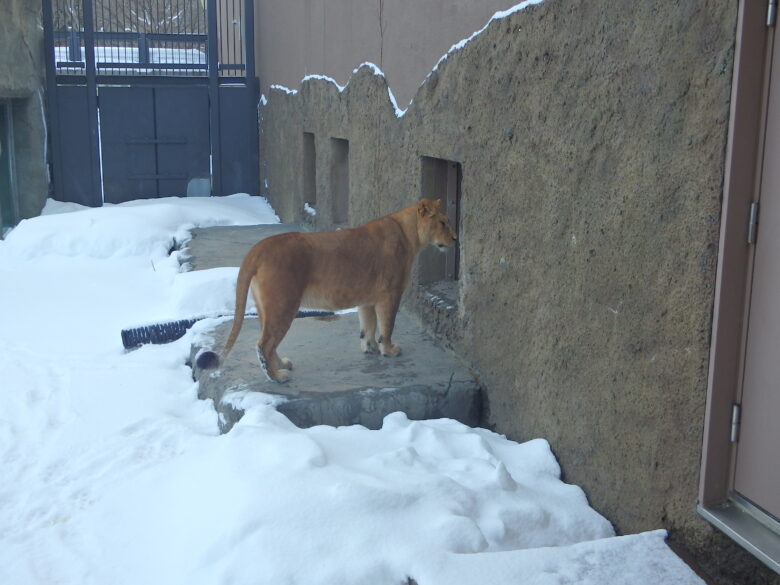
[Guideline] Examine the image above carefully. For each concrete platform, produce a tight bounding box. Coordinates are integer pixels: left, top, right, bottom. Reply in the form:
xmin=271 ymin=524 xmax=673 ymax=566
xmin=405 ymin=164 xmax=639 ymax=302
xmin=185 ymin=223 xmax=481 ymax=432
xmin=182 ymin=223 xmax=309 ymax=270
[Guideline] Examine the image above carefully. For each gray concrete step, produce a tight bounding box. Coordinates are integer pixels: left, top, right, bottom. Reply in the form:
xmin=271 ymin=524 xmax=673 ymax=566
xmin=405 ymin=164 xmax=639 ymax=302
xmin=182 ymin=223 xmax=309 ymax=270
xmin=191 ymin=312 xmax=481 ymax=432
xmin=185 ymin=224 xmax=481 ymax=432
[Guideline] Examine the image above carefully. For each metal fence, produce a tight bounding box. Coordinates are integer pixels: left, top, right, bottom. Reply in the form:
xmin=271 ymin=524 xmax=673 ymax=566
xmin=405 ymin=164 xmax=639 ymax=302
xmin=51 ymin=0 xmax=246 ymax=78
xmin=43 ymin=0 xmax=259 ymax=205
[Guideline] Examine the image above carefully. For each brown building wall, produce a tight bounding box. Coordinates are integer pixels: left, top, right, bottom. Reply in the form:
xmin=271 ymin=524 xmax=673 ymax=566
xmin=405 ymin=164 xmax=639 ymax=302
xmin=253 ymin=0 xmax=519 ymax=107
xmin=258 ymin=1 xmax=780 ymax=583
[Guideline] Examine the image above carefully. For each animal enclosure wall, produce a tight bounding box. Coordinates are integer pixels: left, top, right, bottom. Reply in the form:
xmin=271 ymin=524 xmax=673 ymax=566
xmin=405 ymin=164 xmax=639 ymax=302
xmin=0 ymin=0 xmax=49 ymax=232
xmin=258 ymin=2 xmax=780 ymax=584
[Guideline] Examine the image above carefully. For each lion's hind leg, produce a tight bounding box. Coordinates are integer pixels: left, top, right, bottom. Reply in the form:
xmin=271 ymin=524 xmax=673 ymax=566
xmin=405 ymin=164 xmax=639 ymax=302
xmin=252 ymin=279 xmax=297 ymax=383
xmin=358 ymin=305 xmax=379 ymax=354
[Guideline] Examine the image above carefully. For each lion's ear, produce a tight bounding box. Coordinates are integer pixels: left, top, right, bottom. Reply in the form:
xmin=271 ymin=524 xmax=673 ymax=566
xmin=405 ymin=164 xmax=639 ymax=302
xmin=433 ymin=198 xmax=443 ymax=209
xmin=418 ymin=199 xmax=433 ymax=217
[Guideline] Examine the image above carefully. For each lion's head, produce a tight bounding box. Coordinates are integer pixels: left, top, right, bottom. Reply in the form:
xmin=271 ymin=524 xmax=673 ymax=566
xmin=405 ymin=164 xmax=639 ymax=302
xmin=417 ymin=198 xmax=457 ymax=251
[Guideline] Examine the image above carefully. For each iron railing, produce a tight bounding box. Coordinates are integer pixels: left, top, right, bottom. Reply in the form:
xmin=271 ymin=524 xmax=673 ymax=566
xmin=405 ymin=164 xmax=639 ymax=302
xmin=51 ymin=0 xmax=246 ymax=78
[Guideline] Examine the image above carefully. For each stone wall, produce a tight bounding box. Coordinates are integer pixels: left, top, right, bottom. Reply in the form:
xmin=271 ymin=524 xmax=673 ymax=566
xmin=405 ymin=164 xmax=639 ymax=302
xmin=259 ymin=1 xmax=780 ymax=583
xmin=0 ymin=0 xmax=49 ymax=228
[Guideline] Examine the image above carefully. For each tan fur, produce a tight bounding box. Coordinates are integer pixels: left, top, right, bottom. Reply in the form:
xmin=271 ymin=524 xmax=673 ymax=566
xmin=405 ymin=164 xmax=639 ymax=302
xmin=198 ymin=198 xmax=457 ymax=383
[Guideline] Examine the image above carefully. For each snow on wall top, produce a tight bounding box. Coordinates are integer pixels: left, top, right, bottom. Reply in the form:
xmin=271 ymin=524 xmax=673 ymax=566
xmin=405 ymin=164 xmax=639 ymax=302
xmin=262 ymin=0 xmax=546 ymax=119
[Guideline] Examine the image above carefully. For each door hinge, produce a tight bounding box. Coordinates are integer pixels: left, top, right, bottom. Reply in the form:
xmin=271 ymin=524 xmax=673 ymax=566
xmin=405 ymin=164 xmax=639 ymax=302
xmin=730 ymin=403 xmax=742 ymax=443
xmin=748 ymin=202 xmax=760 ymax=245
xmin=770 ymin=0 xmax=777 ymax=27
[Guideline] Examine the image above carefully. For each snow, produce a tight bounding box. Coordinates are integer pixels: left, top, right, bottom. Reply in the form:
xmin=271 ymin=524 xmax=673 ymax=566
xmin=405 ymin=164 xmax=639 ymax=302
xmin=302 ymin=73 xmax=346 ymax=92
xmin=270 ymin=83 xmax=298 ymax=95
xmin=270 ymin=63 xmax=406 ymax=118
xmin=353 ymin=62 xmax=406 ymax=117
xmin=263 ymin=0 xmax=546 ymax=119
xmin=0 ymin=194 xmax=705 ymax=584
xmin=431 ymin=0 xmax=546 ymax=75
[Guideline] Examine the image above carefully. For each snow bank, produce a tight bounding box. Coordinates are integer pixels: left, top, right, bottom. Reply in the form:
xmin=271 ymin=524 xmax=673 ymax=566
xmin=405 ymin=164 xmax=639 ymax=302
xmin=169 ymin=266 xmax=252 ymax=319
xmin=0 ymin=195 xmax=704 ymax=585
xmin=1 ymin=193 xmax=277 ymax=260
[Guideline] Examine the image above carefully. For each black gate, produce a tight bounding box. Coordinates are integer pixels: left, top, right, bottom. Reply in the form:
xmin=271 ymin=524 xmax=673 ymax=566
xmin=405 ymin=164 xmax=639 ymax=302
xmin=42 ymin=0 xmax=259 ymax=205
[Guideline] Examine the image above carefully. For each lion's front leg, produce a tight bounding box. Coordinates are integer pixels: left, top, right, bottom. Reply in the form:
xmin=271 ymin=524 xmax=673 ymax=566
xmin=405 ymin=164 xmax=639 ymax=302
xmin=375 ymin=297 xmax=401 ymax=357
xmin=358 ymin=305 xmax=379 ymax=354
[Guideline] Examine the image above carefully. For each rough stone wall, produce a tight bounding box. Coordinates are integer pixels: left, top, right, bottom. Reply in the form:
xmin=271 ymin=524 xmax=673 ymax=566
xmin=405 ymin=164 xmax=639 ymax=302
xmin=0 ymin=0 xmax=44 ymax=97
xmin=259 ymin=1 xmax=779 ymax=583
xmin=0 ymin=0 xmax=49 ymax=226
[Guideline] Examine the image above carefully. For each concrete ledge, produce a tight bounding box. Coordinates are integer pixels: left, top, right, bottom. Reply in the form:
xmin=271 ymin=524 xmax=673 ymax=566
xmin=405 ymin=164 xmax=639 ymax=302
xmin=192 ymin=311 xmax=481 ymax=432
xmin=182 ymin=223 xmax=308 ymax=270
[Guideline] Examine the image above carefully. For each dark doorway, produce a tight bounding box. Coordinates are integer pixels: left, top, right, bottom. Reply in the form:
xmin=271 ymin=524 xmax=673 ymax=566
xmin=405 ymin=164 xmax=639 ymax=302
xmin=330 ymin=137 xmax=349 ymax=225
xmin=419 ymin=156 xmax=461 ymax=285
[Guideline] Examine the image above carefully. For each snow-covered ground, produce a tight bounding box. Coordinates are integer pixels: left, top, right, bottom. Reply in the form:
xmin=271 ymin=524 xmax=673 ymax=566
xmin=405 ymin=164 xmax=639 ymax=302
xmin=0 ymin=195 xmax=704 ymax=585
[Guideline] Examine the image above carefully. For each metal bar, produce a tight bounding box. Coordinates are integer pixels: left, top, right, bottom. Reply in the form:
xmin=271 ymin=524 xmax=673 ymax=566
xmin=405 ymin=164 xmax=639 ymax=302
xmin=233 ymin=0 xmax=239 ymax=74
xmin=82 ymin=0 xmax=103 ymax=205
xmin=208 ymin=0 xmax=221 ymax=196
xmin=52 ymin=30 xmax=209 ymax=43
xmin=130 ymin=175 xmax=189 ymax=180
xmin=244 ymin=0 xmax=259 ymax=196
xmin=93 ymin=62 xmax=207 ymax=70
xmin=245 ymin=0 xmax=255 ymax=81
xmin=98 ymin=0 xmax=105 ymax=63
xmin=126 ymin=138 xmax=187 ymax=145
xmin=43 ymin=0 xmax=68 ymax=204
xmin=56 ymin=74 xmax=211 ymax=86
xmin=68 ymin=30 xmax=81 ymax=61
xmin=138 ymin=33 xmax=150 ymax=65
xmin=58 ymin=63 xmax=209 ymax=72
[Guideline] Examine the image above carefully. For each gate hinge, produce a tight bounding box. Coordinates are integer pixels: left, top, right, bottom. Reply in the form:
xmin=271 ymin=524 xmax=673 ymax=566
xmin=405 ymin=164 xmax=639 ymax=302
xmin=747 ymin=202 xmax=760 ymax=245
xmin=769 ymin=0 xmax=777 ymax=27
xmin=730 ymin=403 xmax=742 ymax=443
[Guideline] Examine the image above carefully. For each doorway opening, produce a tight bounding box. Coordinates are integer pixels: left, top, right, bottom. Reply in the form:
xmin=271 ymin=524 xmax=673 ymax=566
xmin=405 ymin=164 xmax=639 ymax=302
xmin=418 ymin=156 xmax=461 ymax=288
xmin=0 ymin=101 xmax=19 ymax=235
xmin=330 ymin=137 xmax=349 ymax=225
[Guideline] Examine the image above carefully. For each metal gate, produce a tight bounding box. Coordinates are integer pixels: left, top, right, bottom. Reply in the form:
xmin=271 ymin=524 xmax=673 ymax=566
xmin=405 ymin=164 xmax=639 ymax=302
xmin=42 ymin=0 xmax=259 ymax=205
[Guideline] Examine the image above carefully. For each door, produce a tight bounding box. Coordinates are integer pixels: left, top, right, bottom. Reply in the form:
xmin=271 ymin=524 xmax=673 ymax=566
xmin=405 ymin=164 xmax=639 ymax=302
xmin=99 ymin=86 xmax=210 ymax=203
xmin=734 ymin=26 xmax=780 ymax=521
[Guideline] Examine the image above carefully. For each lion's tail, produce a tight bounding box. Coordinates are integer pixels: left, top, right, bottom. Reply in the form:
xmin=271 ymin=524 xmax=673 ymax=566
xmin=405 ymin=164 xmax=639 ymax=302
xmin=195 ymin=257 xmax=256 ymax=371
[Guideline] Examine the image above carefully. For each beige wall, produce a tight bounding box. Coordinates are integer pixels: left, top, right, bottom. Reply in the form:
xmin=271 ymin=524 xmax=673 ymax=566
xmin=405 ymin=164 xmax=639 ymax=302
xmin=253 ymin=0 xmax=517 ymax=107
xmin=258 ymin=1 xmax=780 ymax=584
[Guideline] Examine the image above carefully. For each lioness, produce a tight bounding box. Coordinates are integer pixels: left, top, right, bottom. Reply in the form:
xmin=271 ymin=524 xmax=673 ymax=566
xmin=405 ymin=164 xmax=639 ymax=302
xmin=196 ymin=198 xmax=457 ymax=383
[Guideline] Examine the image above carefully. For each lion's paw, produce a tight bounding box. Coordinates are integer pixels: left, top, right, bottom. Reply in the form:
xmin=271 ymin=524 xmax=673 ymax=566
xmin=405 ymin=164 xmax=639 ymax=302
xmin=381 ymin=343 xmax=402 ymax=357
xmin=361 ymin=339 xmax=379 ymax=354
xmin=273 ymin=369 xmax=291 ymax=383
xmin=280 ymin=357 xmax=293 ymax=370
